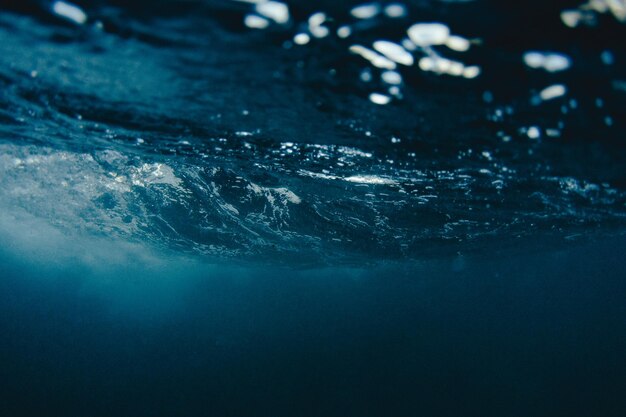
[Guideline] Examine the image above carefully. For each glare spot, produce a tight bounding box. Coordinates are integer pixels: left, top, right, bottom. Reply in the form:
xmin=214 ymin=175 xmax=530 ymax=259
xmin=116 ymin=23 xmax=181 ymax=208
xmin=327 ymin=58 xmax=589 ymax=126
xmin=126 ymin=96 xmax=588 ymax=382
xmin=337 ymin=26 xmax=352 ymax=38
xmin=381 ymin=70 xmax=402 ymax=85
xmin=435 ymin=58 xmax=452 ymax=73
xmin=407 ymin=23 xmax=450 ymax=47
xmin=350 ymin=45 xmax=397 ymax=69
xmin=384 ymin=3 xmax=407 ymax=18
xmin=294 ymin=33 xmax=310 ymax=45
xmin=561 ymin=9 xmax=584 ymax=27
xmin=255 ymin=1 xmax=290 ymax=24
xmin=523 ymin=51 xmax=571 ymax=72
xmin=372 ymin=41 xmax=414 ymax=66
xmin=527 ymin=126 xmax=541 ymax=139
xmin=445 ymin=35 xmax=470 ymax=52
xmin=308 ymin=12 xmax=326 ymax=27
xmin=369 ymin=93 xmax=391 ymax=105
xmin=52 ymin=1 xmax=87 ymax=25
xmin=308 ymin=12 xmax=329 ymax=38
xmin=351 ymin=3 xmax=381 ymax=19
xmin=311 ymin=26 xmax=330 ymax=38
xmin=447 ymin=61 xmax=465 ymax=76
xmin=244 ymin=14 xmax=270 ymax=29
xmin=401 ymin=38 xmax=417 ymax=51
xmin=462 ymin=65 xmax=481 ymax=79
xmin=539 ymin=84 xmax=567 ymax=101
xmin=546 ymin=129 xmax=561 ymax=137
xmin=418 ymin=57 xmax=436 ymax=71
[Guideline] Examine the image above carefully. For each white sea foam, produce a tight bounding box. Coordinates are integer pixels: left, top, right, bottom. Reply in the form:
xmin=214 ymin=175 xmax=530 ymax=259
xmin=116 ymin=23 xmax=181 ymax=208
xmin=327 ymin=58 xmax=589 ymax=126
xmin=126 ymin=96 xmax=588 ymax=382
xmin=130 ymin=163 xmax=183 ymax=188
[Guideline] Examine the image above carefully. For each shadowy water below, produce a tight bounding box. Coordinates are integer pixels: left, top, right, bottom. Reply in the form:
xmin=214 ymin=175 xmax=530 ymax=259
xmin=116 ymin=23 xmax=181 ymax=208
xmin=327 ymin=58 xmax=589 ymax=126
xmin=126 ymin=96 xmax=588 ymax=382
xmin=1 ymin=231 xmax=625 ymax=417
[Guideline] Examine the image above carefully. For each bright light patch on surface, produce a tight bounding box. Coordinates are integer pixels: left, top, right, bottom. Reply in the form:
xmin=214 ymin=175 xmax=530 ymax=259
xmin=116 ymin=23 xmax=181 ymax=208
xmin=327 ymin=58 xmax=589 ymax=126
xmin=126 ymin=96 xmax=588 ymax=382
xmin=244 ymin=14 xmax=270 ymax=29
xmin=381 ymin=70 xmax=402 ymax=85
xmin=308 ymin=12 xmax=326 ymax=27
xmin=308 ymin=12 xmax=329 ymax=37
xmin=407 ymin=23 xmax=450 ymax=46
xmin=561 ymin=9 xmax=583 ymax=27
xmin=523 ymin=51 xmax=571 ymax=72
xmin=419 ymin=56 xmax=476 ymax=78
xmin=608 ymin=0 xmax=626 ymax=21
xmin=419 ymin=57 xmax=436 ymax=71
xmin=52 ymin=1 xmax=87 ymax=25
xmin=311 ymin=26 xmax=329 ymax=38
xmin=373 ymin=41 xmax=414 ymax=66
xmin=384 ymin=4 xmax=407 ymax=18
xmin=434 ymin=57 xmax=452 ymax=73
xmin=445 ymin=35 xmax=470 ymax=52
xmin=546 ymin=128 xmax=562 ymax=137
xmin=401 ymin=38 xmax=417 ymax=51
xmin=351 ymin=3 xmax=381 ymax=19
xmin=539 ymin=84 xmax=567 ymax=101
xmin=447 ymin=61 xmax=465 ymax=76
xmin=369 ymin=93 xmax=391 ymax=105
xmin=337 ymin=26 xmax=352 ymax=38
xmin=294 ymin=33 xmax=310 ymax=45
xmin=462 ymin=66 xmax=481 ymax=79
xmin=255 ymin=1 xmax=289 ymax=24
xmin=350 ymin=45 xmax=397 ymax=69
xmin=527 ymin=126 xmax=541 ymax=139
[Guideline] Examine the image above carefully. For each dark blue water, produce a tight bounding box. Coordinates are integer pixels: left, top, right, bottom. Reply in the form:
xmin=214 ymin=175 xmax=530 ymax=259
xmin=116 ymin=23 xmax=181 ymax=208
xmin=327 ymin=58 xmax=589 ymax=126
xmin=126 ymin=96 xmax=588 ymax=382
xmin=0 ymin=0 xmax=625 ymax=415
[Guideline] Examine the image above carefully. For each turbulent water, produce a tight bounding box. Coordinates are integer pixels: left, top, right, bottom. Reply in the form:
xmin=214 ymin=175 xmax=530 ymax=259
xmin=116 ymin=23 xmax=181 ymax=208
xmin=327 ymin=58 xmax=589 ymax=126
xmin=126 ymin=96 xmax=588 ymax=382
xmin=0 ymin=0 xmax=625 ymax=416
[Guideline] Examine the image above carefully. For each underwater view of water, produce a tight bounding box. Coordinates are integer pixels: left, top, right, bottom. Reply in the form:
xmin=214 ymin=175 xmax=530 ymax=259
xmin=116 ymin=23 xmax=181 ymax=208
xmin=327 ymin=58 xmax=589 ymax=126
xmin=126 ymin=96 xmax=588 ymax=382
xmin=0 ymin=0 xmax=625 ymax=415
